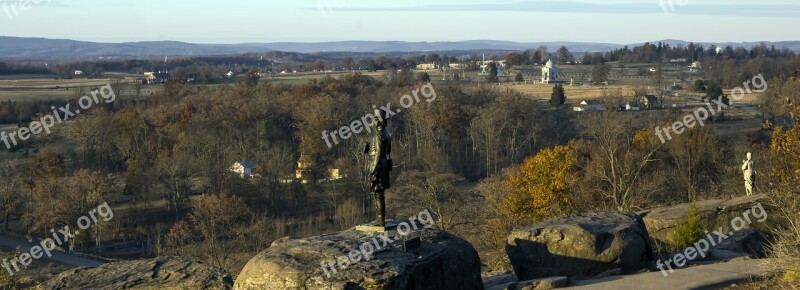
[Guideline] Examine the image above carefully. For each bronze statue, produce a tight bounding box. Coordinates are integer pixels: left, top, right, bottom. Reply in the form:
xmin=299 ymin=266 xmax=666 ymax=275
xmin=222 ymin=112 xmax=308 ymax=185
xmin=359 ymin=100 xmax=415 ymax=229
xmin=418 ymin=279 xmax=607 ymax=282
xmin=365 ymin=109 xmax=392 ymax=227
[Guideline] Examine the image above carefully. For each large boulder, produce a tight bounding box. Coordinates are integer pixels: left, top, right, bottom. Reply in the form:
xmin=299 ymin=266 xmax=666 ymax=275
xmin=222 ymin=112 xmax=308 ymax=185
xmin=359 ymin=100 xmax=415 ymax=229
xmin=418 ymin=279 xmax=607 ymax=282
xmin=36 ymin=256 xmax=233 ymax=290
xmin=639 ymin=194 xmax=779 ymax=253
xmin=234 ymin=227 xmax=483 ymax=290
xmin=506 ymin=212 xmax=654 ymax=280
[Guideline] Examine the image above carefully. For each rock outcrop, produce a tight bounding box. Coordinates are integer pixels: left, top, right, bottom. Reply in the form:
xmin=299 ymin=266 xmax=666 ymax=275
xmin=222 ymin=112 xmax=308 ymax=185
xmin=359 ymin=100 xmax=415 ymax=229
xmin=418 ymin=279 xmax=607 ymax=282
xmin=36 ymin=256 xmax=233 ymax=290
xmin=639 ymin=194 xmax=778 ymax=254
xmin=235 ymin=227 xmax=483 ymax=290
xmin=506 ymin=212 xmax=654 ymax=280
xmin=486 ymin=276 xmax=569 ymax=290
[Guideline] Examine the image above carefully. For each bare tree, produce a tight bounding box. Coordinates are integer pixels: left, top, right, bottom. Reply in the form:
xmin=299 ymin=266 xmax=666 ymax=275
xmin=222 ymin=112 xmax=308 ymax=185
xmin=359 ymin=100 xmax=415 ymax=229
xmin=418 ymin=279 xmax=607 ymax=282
xmin=156 ymin=153 xmax=198 ymax=221
xmin=110 ymin=77 xmax=126 ymax=98
xmin=579 ymin=111 xmax=663 ymax=211
xmin=667 ymin=127 xmax=723 ymax=201
xmin=470 ymin=106 xmax=508 ymax=178
xmin=388 ymin=171 xmax=478 ymax=233
xmin=187 ymin=193 xmax=250 ymax=269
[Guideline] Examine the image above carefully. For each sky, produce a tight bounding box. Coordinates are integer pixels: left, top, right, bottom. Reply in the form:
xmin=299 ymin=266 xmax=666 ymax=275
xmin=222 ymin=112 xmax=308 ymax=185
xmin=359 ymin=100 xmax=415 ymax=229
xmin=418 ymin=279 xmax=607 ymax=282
xmin=0 ymin=0 xmax=797 ymax=44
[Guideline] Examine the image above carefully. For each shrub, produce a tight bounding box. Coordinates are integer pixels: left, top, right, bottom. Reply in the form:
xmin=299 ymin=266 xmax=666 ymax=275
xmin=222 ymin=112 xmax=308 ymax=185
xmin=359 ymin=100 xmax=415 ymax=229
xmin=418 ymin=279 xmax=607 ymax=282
xmin=669 ymin=203 xmax=705 ymax=252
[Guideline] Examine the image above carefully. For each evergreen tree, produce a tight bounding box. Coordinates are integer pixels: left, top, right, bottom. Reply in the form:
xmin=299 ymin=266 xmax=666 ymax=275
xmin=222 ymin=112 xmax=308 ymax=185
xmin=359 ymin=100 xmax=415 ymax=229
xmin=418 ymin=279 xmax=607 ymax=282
xmin=486 ymin=63 xmax=499 ymax=83
xmin=419 ymin=72 xmax=431 ymax=83
xmin=705 ymin=83 xmax=730 ymax=105
xmin=550 ymin=84 xmax=566 ymax=106
xmin=591 ymin=59 xmax=610 ymax=85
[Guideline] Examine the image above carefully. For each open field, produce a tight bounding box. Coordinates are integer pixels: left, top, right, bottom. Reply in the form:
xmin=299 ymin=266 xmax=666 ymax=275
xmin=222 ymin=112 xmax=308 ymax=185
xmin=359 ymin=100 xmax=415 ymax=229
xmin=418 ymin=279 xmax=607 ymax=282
xmin=0 ymin=75 xmax=160 ymax=102
xmin=0 ymin=77 xmax=115 ymax=89
xmin=0 ymin=65 xmax=764 ymax=105
xmin=501 ymin=83 xmax=763 ymax=104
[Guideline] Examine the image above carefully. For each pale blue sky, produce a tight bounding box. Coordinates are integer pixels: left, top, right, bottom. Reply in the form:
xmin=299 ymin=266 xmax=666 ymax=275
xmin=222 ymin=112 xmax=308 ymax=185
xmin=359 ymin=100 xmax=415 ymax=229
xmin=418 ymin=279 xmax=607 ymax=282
xmin=0 ymin=0 xmax=797 ymax=44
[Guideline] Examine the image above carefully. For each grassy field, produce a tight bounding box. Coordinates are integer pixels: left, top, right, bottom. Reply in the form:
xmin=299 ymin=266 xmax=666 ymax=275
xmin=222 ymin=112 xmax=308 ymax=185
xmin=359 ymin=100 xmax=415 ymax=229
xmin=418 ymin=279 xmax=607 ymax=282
xmin=0 ymin=77 xmax=115 ymax=89
xmin=0 ymin=75 xmax=158 ymax=102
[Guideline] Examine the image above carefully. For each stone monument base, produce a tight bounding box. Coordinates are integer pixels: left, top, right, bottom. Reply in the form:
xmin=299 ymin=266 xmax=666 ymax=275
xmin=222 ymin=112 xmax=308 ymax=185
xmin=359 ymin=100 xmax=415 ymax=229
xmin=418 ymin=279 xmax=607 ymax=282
xmin=355 ymin=220 xmax=399 ymax=232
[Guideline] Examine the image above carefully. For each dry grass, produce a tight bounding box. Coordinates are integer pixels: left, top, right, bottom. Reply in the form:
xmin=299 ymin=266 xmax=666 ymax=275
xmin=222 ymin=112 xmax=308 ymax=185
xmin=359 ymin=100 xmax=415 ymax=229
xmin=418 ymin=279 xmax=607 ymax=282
xmin=0 ymin=78 xmax=115 ymax=89
xmin=501 ymin=83 xmax=633 ymax=100
xmin=761 ymin=189 xmax=800 ymax=289
xmin=0 ymin=248 xmax=75 ymax=288
xmin=0 ymin=76 xmax=145 ymax=102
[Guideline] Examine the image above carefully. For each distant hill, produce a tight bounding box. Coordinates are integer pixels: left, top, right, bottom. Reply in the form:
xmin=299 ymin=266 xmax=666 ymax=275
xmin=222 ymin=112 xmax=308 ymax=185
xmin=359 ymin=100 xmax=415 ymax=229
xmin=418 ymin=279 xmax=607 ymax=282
xmin=237 ymin=40 xmax=622 ymax=54
xmin=637 ymin=39 xmax=800 ymax=51
xmin=1 ymin=36 xmax=798 ymax=60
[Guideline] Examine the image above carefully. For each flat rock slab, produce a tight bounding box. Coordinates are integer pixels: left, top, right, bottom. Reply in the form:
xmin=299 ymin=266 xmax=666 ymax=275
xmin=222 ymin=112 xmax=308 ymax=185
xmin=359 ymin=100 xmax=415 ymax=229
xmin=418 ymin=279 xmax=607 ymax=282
xmin=565 ymin=259 xmax=774 ymax=290
xmin=488 ymin=277 xmax=569 ymax=290
xmin=639 ymin=194 xmax=778 ymax=248
xmin=234 ymin=227 xmax=483 ymax=290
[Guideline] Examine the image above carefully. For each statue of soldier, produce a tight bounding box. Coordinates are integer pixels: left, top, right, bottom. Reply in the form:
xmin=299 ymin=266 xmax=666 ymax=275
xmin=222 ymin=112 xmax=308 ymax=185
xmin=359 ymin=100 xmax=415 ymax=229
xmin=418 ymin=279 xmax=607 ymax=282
xmin=365 ymin=109 xmax=392 ymax=227
xmin=741 ymin=152 xmax=756 ymax=196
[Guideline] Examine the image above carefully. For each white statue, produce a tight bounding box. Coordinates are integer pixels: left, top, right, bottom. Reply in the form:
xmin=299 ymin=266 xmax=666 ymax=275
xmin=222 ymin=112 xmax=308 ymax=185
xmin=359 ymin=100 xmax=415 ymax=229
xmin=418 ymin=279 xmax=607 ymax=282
xmin=741 ymin=152 xmax=756 ymax=196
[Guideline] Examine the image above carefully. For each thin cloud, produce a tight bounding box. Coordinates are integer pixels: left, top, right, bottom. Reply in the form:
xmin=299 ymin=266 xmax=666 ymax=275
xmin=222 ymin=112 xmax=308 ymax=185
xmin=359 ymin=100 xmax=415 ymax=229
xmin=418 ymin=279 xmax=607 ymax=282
xmin=304 ymin=1 xmax=800 ymax=17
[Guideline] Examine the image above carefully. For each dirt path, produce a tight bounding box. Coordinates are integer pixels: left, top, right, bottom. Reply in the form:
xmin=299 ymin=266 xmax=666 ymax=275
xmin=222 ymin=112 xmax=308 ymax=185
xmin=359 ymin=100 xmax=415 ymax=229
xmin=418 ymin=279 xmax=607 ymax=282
xmin=0 ymin=235 xmax=104 ymax=269
xmin=566 ymin=259 xmax=774 ymax=290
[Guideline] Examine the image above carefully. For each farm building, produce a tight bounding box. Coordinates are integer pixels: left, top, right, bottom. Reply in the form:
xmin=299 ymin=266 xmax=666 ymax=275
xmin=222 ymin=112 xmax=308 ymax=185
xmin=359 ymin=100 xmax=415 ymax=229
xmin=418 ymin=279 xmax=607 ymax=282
xmin=230 ymin=161 xmax=257 ymax=179
xmin=416 ymin=63 xmax=436 ymax=70
xmin=144 ymin=72 xmax=172 ymax=84
xmin=574 ymin=100 xmax=608 ymax=112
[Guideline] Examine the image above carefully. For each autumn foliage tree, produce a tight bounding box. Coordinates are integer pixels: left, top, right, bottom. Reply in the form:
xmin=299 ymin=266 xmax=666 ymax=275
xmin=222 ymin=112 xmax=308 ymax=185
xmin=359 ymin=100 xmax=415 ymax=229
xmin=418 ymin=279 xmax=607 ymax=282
xmin=765 ymin=107 xmax=800 ymax=286
xmin=502 ymin=144 xmax=579 ymax=227
xmin=23 ymin=169 xmax=117 ymax=250
xmin=770 ymin=109 xmax=800 ymax=184
xmin=33 ymin=150 xmax=65 ymax=178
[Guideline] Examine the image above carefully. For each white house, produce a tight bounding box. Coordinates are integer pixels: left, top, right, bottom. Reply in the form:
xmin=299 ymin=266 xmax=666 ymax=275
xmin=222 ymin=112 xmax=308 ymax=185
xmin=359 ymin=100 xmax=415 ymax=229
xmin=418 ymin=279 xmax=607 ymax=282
xmin=74 ymin=70 xmax=84 ymax=75
xmin=230 ymin=161 xmax=256 ymax=179
xmin=226 ymin=71 xmax=235 ymax=78
xmin=690 ymin=61 xmax=703 ymax=72
xmin=574 ymin=100 xmax=608 ymax=112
